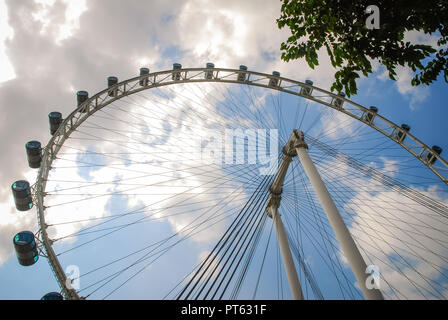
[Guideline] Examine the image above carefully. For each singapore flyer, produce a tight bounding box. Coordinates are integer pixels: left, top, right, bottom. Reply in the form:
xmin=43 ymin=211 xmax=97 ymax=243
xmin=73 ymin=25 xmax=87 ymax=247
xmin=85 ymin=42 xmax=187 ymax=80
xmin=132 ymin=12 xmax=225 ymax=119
xmin=1 ymin=0 xmax=447 ymax=304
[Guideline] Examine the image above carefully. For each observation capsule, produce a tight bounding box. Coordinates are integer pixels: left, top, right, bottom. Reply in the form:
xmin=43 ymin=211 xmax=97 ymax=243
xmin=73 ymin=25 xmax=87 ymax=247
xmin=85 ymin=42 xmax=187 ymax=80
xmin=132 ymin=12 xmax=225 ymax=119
xmin=268 ymin=71 xmax=280 ymax=87
xmin=11 ymin=180 xmax=33 ymax=211
xmin=205 ymin=62 xmax=215 ymax=79
xmin=139 ymin=67 xmax=150 ymax=86
xmin=25 ymin=141 xmax=42 ymax=169
xmin=13 ymin=231 xmax=39 ymax=266
xmin=107 ymin=76 xmax=118 ymax=97
xmin=41 ymin=292 xmax=64 ymax=300
xmin=77 ymin=91 xmax=88 ymax=106
xmin=237 ymin=65 xmax=248 ymax=82
xmin=76 ymin=91 xmax=89 ymax=113
xmin=426 ymin=145 xmax=442 ymax=165
xmin=48 ymin=112 xmax=62 ymax=136
xmin=300 ymin=79 xmax=314 ymax=96
xmin=332 ymin=92 xmax=346 ymax=109
xmin=395 ymin=124 xmax=410 ymax=142
xmin=172 ymin=63 xmax=182 ymax=81
xmin=365 ymin=106 xmax=378 ymax=123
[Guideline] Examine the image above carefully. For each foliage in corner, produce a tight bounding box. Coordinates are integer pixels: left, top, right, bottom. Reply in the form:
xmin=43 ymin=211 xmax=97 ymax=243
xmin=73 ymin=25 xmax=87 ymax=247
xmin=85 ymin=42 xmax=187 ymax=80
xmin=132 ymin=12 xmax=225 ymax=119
xmin=277 ymin=0 xmax=448 ymax=97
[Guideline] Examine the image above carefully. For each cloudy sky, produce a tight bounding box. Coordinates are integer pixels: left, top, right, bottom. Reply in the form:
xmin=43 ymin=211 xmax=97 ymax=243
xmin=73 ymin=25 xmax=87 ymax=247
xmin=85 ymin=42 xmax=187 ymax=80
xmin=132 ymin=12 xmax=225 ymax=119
xmin=0 ymin=0 xmax=447 ymax=300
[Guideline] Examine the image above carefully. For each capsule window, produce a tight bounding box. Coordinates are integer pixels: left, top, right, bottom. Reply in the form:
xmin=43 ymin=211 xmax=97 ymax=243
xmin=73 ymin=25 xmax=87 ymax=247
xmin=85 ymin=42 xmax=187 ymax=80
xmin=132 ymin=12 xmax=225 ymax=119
xmin=77 ymin=91 xmax=89 ymax=113
xmin=205 ymin=63 xmax=215 ymax=79
xmin=12 ymin=180 xmax=33 ymax=211
xmin=107 ymin=76 xmax=118 ymax=87
xmin=426 ymin=145 xmax=442 ymax=165
xmin=395 ymin=124 xmax=410 ymax=142
xmin=332 ymin=92 xmax=346 ymax=109
xmin=172 ymin=63 xmax=182 ymax=81
xmin=268 ymin=71 xmax=280 ymax=87
xmin=300 ymin=80 xmax=314 ymax=96
xmin=26 ymin=141 xmax=42 ymax=169
xmin=41 ymin=292 xmax=64 ymax=300
xmin=49 ymin=112 xmax=62 ymax=135
xmin=77 ymin=91 xmax=88 ymax=105
xmin=13 ymin=231 xmax=39 ymax=266
xmin=107 ymin=76 xmax=118 ymax=97
xmin=365 ymin=106 xmax=378 ymax=123
xmin=237 ymin=65 xmax=248 ymax=82
xmin=139 ymin=68 xmax=150 ymax=86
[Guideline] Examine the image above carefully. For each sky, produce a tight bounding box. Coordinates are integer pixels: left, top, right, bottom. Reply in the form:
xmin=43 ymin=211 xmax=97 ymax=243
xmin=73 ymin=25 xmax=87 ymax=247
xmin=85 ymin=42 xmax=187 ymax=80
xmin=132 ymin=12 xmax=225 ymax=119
xmin=0 ymin=0 xmax=448 ymax=300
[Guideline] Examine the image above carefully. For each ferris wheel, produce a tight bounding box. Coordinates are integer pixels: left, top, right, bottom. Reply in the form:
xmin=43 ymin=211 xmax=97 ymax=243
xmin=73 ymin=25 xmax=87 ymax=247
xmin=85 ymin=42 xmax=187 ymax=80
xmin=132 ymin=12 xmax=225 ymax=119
xmin=11 ymin=64 xmax=448 ymax=300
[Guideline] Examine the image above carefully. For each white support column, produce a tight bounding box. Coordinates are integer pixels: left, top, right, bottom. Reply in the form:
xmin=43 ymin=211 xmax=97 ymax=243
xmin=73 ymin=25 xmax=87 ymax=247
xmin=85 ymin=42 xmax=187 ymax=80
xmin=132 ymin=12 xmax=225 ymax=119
xmin=296 ymin=145 xmax=384 ymax=300
xmin=268 ymin=205 xmax=304 ymax=300
xmin=266 ymin=146 xmax=304 ymax=300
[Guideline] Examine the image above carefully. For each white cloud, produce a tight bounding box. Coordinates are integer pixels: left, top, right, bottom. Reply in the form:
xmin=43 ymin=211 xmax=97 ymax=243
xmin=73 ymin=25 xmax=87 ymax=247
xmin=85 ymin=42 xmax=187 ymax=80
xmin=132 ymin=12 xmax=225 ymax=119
xmin=376 ymin=29 xmax=446 ymax=110
xmin=318 ymin=107 xmax=357 ymax=140
xmin=404 ymin=30 xmax=441 ymax=49
xmin=0 ymin=0 xmax=15 ymax=83
xmin=394 ymin=66 xmax=430 ymax=111
xmin=377 ymin=64 xmax=430 ymax=110
xmin=56 ymin=0 xmax=88 ymax=44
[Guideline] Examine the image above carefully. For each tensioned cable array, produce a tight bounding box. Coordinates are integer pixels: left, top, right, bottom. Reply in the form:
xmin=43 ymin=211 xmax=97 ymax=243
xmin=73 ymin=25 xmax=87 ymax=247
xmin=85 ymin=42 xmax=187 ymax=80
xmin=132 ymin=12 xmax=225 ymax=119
xmin=176 ymin=166 xmax=274 ymax=300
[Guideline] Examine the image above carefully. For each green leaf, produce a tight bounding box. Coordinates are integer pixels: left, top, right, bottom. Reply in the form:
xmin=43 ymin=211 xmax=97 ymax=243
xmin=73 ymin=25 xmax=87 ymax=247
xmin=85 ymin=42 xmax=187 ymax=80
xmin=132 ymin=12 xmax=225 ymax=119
xmin=277 ymin=0 xmax=447 ymax=95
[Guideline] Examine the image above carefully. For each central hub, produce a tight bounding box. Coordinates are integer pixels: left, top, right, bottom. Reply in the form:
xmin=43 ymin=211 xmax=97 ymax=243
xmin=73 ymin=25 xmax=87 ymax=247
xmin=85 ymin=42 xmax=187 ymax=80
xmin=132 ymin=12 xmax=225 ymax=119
xmin=282 ymin=129 xmax=308 ymax=157
xmin=266 ymin=130 xmax=308 ymax=218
